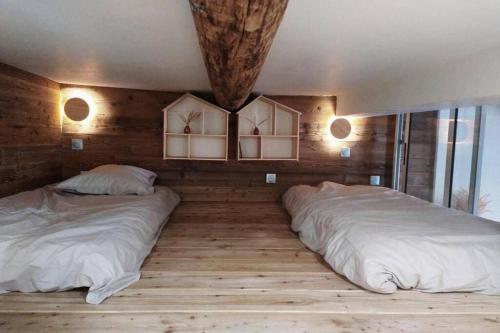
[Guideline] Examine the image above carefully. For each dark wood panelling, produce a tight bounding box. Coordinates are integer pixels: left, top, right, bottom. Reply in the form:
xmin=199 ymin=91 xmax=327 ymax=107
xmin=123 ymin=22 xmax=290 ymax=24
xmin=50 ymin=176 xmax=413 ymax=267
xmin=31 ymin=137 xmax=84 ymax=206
xmin=61 ymin=85 xmax=395 ymax=201
xmin=405 ymin=111 xmax=437 ymax=201
xmin=0 ymin=63 xmax=62 ymax=197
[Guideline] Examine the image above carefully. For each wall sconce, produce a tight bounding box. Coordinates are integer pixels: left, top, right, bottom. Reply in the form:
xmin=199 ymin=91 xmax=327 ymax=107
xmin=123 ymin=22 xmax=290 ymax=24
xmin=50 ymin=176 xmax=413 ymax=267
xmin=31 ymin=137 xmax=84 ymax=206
xmin=330 ymin=117 xmax=351 ymax=139
xmin=64 ymin=97 xmax=90 ymax=121
xmin=61 ymin=88 xmax=97 ymax=128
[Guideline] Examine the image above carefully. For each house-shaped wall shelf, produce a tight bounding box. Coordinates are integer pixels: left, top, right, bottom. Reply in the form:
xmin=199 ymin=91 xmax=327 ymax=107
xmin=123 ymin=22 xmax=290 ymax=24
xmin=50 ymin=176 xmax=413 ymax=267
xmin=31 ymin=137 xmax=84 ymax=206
xmin=163 ymin=93 xmax=230 ymax=160
xmin=237 ymin=96 xmax=301 ymax=161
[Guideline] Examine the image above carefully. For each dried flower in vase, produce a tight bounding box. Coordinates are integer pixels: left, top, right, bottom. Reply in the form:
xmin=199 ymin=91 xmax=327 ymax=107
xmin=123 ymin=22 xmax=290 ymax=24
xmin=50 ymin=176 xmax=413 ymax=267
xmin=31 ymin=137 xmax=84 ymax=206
xmin=179 ymin=111 xmax=202 ymax=134
xmin=241 ymin=115 xmax=269 ymax=135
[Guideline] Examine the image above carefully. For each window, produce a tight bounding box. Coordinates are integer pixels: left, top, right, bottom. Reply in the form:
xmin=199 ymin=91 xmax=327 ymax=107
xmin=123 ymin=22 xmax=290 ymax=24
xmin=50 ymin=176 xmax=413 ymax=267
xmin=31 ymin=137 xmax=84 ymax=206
xmin=475 ymin=106 xmax=500 ymax=220
xmin=395 ymin=106 xmax=500 ymax=222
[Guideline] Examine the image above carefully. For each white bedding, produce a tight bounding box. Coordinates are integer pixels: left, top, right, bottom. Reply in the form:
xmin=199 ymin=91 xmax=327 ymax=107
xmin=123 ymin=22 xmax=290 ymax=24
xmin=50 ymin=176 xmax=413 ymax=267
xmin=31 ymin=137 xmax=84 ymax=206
xmin=0 ymin=185 xmax=180 ymax=304
xmin=283 ymin=182 xmax=500 ymax=294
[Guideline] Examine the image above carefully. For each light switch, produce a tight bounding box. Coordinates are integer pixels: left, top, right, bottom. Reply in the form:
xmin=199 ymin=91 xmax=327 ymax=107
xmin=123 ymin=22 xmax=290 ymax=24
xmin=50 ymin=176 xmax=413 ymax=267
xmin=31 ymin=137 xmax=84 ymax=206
xmin=71 ymin=138 xmax=84 ymax=150
xmin=266 ymin=173 xmax=277 ymax=184
xmin=340 ymin=147 xmax=351 ymax=158
xmin=370 ymin=175 xmax=381 ymax=186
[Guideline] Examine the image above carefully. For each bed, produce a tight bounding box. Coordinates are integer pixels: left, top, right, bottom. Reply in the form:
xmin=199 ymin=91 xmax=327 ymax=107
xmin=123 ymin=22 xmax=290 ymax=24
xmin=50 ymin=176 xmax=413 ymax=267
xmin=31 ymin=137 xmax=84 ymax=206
xmin=0 ymin=184 xmax=180 ymax=304
xmin=283 ymin=182 xmax=500 ymax=295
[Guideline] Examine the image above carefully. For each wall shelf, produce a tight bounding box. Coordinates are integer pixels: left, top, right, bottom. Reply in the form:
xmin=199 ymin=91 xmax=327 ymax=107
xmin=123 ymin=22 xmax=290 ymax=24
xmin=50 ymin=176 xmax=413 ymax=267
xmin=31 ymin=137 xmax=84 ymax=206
xmin=237 ymin=96 xmax=301 ymax=161
xmin=163 ymin=93 xmax=230 ymax=160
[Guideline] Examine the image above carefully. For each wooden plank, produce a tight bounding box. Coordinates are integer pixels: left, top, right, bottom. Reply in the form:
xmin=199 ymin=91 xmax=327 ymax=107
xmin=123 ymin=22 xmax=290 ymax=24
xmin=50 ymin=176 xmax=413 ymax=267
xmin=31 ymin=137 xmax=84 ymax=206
xmin=168 ymin=217 xmax=290 ymax=225
xmin=167 ymin=219 xmax=290 ymax=226
xmin=161 ymin=227 xmax=297 ymax=238
xmin=0 ymin=63 xmax=60 ymax=89
xmin=155 ymin=237 xmax=304 ymax=249
xmin=0 ymin=64 xmax=62 ymax=198
xmin=1 ymin=313 xmax=499 ymax=333
xmin=170 ymin=209 xmax=288 ymax=220
xmin=141 ymin=258 xmax=331 ymax=273
xmin=147 ymin=248 xmax=318 ymax=261
xmin=405 ymin=111 xmax=437 ymax=201
xmin=170 ymin=185 xmax=282 ymax=202
xmin=1 ymin=290 xmax=500 ymax=314
xmin=171 ymin=201 xmax=287 ymax=212
xmin=131 ymin=272 xmax=358 ymax=291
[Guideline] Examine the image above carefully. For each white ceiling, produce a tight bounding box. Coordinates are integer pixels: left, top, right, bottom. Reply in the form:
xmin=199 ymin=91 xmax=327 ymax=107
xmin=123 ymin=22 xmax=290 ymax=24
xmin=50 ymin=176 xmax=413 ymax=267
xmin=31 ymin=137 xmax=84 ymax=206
xmin=2 ymin=0 xmax=500 ymax=96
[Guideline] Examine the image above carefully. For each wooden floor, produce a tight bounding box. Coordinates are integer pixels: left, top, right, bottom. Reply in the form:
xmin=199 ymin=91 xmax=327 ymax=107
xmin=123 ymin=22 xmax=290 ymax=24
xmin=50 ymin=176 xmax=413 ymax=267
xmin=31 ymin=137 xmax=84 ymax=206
xmin=1 ymin=202 xmax=500 ymax=332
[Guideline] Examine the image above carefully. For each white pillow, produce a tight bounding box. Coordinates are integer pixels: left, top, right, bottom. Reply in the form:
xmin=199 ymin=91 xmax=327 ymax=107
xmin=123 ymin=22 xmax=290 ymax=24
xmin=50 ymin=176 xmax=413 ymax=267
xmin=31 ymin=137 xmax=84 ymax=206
xmin=56 ymin=165 xmax=157 ymax=195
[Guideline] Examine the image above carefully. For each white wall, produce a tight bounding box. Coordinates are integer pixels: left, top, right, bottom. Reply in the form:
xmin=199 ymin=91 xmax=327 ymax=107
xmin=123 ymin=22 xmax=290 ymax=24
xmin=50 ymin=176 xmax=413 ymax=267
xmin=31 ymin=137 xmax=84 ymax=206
xmin=337 ymin=46 xmax=500 ymax=116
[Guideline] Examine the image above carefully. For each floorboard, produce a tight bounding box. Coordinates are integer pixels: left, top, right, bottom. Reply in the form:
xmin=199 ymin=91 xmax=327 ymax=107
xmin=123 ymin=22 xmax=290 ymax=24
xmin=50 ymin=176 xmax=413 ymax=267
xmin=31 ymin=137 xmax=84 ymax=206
xmin=1 ymin=201 xmax=499 ymax=332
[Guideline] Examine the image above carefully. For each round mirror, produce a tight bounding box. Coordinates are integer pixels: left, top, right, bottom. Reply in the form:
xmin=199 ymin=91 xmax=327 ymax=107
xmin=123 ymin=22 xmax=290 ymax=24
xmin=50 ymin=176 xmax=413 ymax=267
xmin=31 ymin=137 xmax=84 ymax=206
xmin=330 ymin=118 xmax=351 ymax=139
xmin=64 ymin=97 xmax=90 ymax=121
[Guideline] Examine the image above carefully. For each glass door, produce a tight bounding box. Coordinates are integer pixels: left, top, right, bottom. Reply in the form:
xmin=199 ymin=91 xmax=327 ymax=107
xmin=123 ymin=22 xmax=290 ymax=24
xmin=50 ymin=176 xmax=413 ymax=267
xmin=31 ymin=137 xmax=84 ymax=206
xmin=395 ymin=106 xmax=500 ymax=222
xmin=396 ymin=111 xmax=438 ymax=202
xmin=447 ymin=107 xmax=481 ymax=213
xmin=474 ymin=106 xmax=500 ymax=221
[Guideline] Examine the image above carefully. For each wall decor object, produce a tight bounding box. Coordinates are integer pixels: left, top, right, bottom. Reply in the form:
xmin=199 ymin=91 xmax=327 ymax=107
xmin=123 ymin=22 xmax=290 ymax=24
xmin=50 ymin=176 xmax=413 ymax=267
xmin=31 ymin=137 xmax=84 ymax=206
xmin=237 ymin=95 xmax=301 ymax=160
xmin=64 ymin=97 xmax=90 ymax=121
xmin=330 ymin=117 xmax=351 ymax=139
xmin=163 ymin=93 xmax=230 ymax=160
xmin=55 ymin=84 xmax=395 ymax=195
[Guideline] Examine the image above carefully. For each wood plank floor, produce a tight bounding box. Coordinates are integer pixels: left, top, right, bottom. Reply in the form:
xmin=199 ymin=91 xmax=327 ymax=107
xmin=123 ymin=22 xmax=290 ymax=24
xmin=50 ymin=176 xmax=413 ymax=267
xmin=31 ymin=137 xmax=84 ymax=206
xmin=1 ymin=201 xmax=500 ymax=332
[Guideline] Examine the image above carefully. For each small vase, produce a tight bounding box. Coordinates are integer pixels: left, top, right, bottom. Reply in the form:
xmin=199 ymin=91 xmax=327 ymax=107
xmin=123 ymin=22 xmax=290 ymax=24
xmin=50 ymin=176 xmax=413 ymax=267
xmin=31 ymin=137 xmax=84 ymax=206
xmin=184 ymin=125 xmax=191 ymax=134
xmin=253 ymin=127 xmax=260 ymax=135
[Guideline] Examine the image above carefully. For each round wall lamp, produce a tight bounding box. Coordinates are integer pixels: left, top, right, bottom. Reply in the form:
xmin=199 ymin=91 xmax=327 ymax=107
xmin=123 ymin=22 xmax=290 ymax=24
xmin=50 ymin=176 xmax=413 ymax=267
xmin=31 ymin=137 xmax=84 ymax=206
xmin=330 ymin=118 xmax=351 ymax=139
xmin=64 ymin=97 xmax=90 ymax=122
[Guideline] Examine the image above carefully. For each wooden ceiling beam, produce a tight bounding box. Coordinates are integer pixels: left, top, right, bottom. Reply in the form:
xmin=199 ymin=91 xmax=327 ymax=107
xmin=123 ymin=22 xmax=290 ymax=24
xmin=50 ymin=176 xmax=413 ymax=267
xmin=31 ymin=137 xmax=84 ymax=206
xmin=189 ymin=0 xmax=288 ymax=111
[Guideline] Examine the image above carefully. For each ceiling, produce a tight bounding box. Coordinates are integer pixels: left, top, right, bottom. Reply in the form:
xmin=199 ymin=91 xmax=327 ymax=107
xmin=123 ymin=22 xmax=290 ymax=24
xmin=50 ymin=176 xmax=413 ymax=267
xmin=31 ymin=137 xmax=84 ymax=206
xmin=2 ymin=0 xmax=500 ymax=96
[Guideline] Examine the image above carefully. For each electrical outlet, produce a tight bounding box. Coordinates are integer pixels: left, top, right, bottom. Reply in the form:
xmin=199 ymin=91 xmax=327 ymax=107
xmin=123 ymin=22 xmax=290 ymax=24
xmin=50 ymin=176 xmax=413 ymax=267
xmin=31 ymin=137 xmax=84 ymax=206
xmin=340 ymin=147 xmax=351 ymax=158
xmin=266 ymin=173 xmax=277 ymax=184
xmin=71 ymin=138 xmax=84 ymax=150
xmin=370 ymin=175 xmax=381 ymax=186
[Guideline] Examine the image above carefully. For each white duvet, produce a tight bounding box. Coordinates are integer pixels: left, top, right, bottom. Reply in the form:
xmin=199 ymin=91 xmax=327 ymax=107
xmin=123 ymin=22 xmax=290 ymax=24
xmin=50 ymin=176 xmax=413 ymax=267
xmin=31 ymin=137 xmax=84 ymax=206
xmin=283 ymin=182 xmax=500 ymax=294
xmin=0 ymin=186 xmax=180 ymax=304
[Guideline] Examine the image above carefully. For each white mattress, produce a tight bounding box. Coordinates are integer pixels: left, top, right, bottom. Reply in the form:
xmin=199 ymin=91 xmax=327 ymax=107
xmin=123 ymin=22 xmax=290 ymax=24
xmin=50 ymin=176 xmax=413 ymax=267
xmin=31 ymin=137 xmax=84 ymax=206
xmin=0 ymin=185 xmax=180 ymax=304
xmin=283 ymin=182 xmax=500 ymax=295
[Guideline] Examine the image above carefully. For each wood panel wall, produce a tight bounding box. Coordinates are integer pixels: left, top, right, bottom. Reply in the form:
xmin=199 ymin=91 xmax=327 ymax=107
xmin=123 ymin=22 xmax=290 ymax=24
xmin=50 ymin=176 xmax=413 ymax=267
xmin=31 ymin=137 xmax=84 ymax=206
xmin=61 ymin=85 xmax=395 ymax=201
xmin=404 ymin=111 xmax=437 ymax=201
xmin=0 ymin=64 xmax=62 ymax=197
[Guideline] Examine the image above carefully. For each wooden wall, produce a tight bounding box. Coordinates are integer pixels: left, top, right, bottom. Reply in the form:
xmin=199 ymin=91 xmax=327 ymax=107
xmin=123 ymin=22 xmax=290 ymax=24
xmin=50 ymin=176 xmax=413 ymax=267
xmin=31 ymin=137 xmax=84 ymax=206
xmin=404 ymin=111 xmax=437 ymax=201
xmin=0 ymin=64 xmax=62 ymax=197
xmin=61 ymin=85 xmax=396 ymax=201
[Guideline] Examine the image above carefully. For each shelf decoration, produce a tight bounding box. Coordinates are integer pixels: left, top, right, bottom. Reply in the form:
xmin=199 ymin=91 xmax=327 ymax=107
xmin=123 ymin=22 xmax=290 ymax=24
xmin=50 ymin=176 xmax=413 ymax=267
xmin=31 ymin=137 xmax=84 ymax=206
xmin=237 ymin=96 xmax=301 ymax=160
xmin=180 ymin=111 xmax=202 ymax=134
xmin=163 ymin=93 xmax=230 ymax=160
